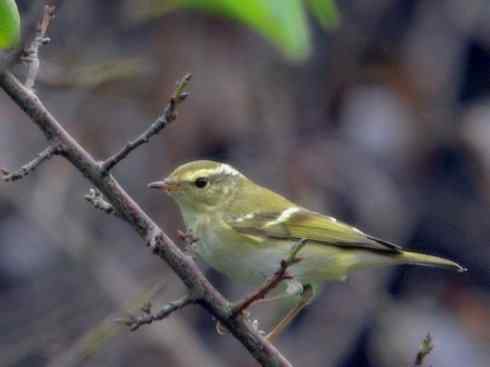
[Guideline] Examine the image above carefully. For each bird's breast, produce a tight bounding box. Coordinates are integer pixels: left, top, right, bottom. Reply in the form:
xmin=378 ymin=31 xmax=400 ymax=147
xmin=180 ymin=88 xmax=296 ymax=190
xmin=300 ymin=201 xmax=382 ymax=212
xmin=188 ymin=215 xmax=283 ymax=284
xmin=184 ymin=213 xmax=354 ymax=286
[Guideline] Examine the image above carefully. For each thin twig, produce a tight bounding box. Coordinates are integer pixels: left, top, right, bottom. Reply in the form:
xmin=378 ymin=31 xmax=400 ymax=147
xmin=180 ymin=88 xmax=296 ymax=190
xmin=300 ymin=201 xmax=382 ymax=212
xmin=1 ymin=144 xmax=59 ymax=182
xmin=100 ymin=73 xmax=192 ymax=175
xmin=0 ymin=3 xmax=51 ymax=76
xmin=232 ymin=239 xmax=307 ymax=317
xmin=414 ymin=333 xmax=434 ymax=366
xmin=84 ymin=188 xmax=121 ymax=217
xmin=22 ymin=5 xmax=56 ymax=90
xmin=118 ymin=295 xmax=196 ymax=331
xmin=0 ymin=70 xmax=293 ymax=367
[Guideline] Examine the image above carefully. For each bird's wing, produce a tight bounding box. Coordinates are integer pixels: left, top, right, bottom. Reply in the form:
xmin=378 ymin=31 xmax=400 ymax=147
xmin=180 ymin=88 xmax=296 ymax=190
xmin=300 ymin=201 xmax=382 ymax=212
xmin=225 ymin=207 xmax=402 ymax=252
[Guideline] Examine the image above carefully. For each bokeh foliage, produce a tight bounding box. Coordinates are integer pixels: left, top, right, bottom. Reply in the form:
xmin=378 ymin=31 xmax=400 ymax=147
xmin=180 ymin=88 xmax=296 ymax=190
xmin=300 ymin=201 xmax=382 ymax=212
xmin=132 ymin=0 xmax=339 ymax=62
xmin=0 ymin=0 xmax=20 ymax=49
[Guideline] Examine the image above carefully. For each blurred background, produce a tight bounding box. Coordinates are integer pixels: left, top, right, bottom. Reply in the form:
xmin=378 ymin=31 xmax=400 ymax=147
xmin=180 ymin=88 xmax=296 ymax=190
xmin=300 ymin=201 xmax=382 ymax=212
xmin=0 ymin=0 xmax=489 ymax=366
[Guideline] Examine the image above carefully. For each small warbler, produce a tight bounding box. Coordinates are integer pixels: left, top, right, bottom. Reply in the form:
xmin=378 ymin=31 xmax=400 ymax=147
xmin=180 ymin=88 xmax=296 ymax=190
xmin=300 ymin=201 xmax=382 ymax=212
xmin=149 ymin=160 xmax=466 ymax=339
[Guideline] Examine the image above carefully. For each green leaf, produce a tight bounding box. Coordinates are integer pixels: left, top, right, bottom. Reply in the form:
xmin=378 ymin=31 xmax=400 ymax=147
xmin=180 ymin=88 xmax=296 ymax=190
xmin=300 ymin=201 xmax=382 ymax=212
xmin=0 ymin=0 xmax=21 ymax=49
xmin=181 ymin=0 xmax=312 ymax=62
xmin=131 ymin=0 xmax=312 ymax=62
xmin=219 ymin=0 xmax=311 ymax=62
xmin=129 ymin=0 xmax=342 ymax=62
xmin=306 ymin=0 xmax=340 ymax=29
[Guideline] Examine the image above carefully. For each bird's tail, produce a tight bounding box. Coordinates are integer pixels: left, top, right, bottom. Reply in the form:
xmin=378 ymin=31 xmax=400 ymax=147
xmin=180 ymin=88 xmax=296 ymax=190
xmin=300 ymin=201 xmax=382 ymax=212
xmin=397 ymin=250 xmax=467 ymax=272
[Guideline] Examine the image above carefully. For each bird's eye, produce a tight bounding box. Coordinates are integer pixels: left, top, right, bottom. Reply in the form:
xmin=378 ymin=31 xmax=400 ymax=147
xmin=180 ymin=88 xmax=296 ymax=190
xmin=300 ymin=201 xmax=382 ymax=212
xmin=194 ymin=177 xmax=208 ymax=188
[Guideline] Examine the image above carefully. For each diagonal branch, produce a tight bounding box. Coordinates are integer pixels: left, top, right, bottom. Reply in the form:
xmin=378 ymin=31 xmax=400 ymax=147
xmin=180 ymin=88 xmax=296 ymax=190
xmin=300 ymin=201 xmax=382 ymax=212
xmin=119 ymin=294 xmax=196 ymax=331
xmin=2 ymin=144 xmax=60 ymax=182
xmin=22 ymin=5 xmax=56 ymax=90
xmin=0 ymin=70 xmax=293 ymax=367
xmin=232 ymin=239 xmax=307 ymax=317
xmin=99 ymin=73 xmax=191 ymax=175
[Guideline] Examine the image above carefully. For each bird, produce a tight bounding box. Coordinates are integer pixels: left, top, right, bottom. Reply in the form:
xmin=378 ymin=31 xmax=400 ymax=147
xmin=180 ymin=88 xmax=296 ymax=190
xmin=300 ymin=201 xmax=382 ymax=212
xmin=148 ymin=160 xmax=466 ymax=339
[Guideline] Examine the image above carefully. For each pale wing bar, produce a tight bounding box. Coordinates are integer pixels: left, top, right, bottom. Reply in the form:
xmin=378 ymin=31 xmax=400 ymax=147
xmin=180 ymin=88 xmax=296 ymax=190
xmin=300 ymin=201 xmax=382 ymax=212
xmin=226 ymin=209 xmax=402 ymax=253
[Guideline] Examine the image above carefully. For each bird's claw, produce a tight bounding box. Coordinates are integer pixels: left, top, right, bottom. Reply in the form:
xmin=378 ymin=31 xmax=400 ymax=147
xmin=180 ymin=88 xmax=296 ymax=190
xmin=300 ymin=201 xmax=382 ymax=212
xmin=216 ymin=311 xmax=264 ymax=336
xmin=251 ymin=319 xmax=266 ymax=335
xmin=216 ymin=320 xmax=229 ymax=335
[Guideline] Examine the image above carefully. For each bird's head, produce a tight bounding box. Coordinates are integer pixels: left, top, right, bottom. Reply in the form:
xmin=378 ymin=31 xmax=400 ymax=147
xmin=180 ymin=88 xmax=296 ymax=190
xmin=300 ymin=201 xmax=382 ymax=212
xmin=148 ymin=160 xmax=244 ymax=213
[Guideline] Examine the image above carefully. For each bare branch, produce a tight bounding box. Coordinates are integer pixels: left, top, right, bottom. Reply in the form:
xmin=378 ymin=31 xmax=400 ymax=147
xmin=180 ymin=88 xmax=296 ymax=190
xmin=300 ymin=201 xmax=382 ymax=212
xmin=177 ymin=229 xmax=199 ymax=255
xmin=232 ymin=239 xmax=307 ymax=317
xmin=84 ymin=188 xmax=121 ymax=217
xmin=100 ymin=73 xmax=192 ymax=174
xmin=414 ymin=333 xmax=434 ymax=366
xmin=0 ymin=69 xmax=293 ymax=367
xmin=118 ymin=295 xmax=196 ymax=331
xmin=2 ymin=144 xmax=59 ymax=182
xmin=22 ymin=5 xmax=56 ymax=90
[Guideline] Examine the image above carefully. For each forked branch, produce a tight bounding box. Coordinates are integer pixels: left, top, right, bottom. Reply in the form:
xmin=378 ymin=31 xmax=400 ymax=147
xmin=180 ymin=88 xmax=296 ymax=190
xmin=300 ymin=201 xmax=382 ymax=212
xmin=0 ymin=69 xmax=292 ymax=367
xmin=2 ymin=144 xmax=60 ymax=181
xmin=100 ymin=73 xmax=192 ymax=175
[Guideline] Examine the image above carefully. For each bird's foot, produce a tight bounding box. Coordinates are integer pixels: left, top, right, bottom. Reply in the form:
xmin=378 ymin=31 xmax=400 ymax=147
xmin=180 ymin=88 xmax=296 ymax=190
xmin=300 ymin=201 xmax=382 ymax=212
xmin=251 ymin=319 xmax=266 ymax=336
xmin=216 ymin=320 xmax=228 ymax=335
xmin=215 ymin=311 xmax=265 ymax=336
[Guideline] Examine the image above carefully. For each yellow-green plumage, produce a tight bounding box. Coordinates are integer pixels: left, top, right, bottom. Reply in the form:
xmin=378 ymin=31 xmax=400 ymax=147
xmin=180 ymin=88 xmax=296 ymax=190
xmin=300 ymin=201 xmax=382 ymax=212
xmin=150 ymin=160 xmax=466 ymax=293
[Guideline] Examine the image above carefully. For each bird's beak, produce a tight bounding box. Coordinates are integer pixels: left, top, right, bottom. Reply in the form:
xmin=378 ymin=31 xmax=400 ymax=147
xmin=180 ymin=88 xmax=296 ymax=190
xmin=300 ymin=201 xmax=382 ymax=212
xmin=148 ymin=178 xmax=180 ymax=192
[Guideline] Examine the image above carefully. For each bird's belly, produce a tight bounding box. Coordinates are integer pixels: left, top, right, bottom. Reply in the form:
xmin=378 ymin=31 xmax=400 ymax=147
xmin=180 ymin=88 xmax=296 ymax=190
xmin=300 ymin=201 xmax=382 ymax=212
xmin=194 ymin=221 xmax=356 ymax=285
xmin=196 ymin=232 xmax=284 ymax=284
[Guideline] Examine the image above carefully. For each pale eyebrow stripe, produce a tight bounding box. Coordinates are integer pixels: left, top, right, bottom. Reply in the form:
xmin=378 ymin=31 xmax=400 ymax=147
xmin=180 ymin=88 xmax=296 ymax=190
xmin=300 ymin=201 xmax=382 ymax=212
xmin=186 ymin=164 xmax=241 ymax=181
xmin=215 ymin=164 xmax=240 ymax=176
